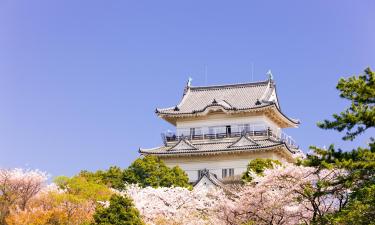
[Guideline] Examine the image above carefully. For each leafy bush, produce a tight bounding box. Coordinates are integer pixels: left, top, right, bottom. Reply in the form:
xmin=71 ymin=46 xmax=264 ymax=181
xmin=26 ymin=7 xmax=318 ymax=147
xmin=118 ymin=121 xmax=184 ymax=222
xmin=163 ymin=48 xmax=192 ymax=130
xmin=92 ymin=195 xmax=144 ymax=225
xmin=242 ymin=158 xmax=281 ymax=182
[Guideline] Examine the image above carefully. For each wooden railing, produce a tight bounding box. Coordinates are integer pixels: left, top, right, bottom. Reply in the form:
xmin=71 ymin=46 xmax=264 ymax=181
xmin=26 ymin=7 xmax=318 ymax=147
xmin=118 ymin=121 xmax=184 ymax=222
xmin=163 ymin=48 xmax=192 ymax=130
xmin=161 ymin=128 xmax=299 ymax=149
xmin=162 ymin=129 xmax=271 ymax=143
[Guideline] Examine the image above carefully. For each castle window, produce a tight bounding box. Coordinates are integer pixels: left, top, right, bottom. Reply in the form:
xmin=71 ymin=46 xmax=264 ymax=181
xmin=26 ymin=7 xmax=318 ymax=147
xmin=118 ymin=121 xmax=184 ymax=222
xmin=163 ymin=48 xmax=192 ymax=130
xmin=226 ymin=125 xmax=231 ymax=135
xmin=190 ymin=128 xmax=195 ymax=136
xmin=222 ymin=168 xmax=234 ymax=178
xmin=229 ymin=168 xmax=234 ymax=176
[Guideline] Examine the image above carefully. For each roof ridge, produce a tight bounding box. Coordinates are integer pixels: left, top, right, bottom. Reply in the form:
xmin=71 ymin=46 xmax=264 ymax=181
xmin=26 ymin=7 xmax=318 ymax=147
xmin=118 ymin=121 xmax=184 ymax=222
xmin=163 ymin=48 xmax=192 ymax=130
xmin=194 ymin=141 xmax=234 ymax=145
xmin=189 ymin=80 xmax=269 ymax=90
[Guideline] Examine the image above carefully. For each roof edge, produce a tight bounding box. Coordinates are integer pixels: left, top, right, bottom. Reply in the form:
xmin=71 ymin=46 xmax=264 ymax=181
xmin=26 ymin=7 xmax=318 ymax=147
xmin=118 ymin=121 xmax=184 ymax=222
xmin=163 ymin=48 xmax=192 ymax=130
xmin=189 ymin=80 xmax=269 ymax=90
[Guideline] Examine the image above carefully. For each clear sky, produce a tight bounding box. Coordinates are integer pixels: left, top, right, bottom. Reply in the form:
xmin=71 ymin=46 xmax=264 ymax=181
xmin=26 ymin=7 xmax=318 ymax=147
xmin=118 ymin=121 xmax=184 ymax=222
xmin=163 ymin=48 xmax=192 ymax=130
xmin=1 ymin=1 xmax=374 ymax=177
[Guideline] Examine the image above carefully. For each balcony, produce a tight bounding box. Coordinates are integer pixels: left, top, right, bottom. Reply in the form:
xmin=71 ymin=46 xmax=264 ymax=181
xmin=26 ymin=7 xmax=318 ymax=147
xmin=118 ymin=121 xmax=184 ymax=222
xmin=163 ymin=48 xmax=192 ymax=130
xmin=161 ymin=126 xmax=298 ymax=149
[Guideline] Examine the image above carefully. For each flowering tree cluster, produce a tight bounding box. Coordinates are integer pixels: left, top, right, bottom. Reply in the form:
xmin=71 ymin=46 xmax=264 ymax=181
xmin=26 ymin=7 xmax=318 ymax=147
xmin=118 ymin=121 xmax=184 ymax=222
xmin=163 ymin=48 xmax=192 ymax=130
xmin=111 ymin=163 xmax=349 ymax=225
xmin=123 ymin=184 xmax=225 ymax=225
xmin=221 ymin=164 xmax=349 ymax=225
xmin=0 ymin=168 xmax=48 ymax=225
xmin=3 ymin=173 xmax=112 ymax=225
xmin=1 ymin=165 xmax=352 ymax=225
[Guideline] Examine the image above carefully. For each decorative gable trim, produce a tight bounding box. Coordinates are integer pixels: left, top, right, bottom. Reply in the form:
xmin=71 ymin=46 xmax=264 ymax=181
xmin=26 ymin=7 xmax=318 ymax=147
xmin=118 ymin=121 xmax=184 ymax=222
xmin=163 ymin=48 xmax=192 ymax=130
xmin=168 ymin=138 xmax=197 ymax=151
xmin=193 ymin=169 xmax=224 ymax=188
xmin=228 ymin=135 xmax=259 ymax=148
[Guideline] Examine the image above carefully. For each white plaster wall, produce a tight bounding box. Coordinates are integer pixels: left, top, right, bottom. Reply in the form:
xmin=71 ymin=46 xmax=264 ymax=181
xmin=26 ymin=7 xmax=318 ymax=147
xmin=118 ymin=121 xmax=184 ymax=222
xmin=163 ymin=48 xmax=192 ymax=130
xmin=163 ymin=152 xmax=283 ymax=182
xmin=176 ymin=114 xmax=280 ymax=135
xmin=177 ymin=114 xmax=263 ymax=128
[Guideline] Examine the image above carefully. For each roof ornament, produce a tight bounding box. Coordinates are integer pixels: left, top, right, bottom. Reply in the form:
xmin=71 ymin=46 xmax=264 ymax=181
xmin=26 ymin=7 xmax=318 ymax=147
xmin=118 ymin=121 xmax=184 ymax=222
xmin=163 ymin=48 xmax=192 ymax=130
xmin=266 ymin=70 xmax=273 ymax=80
xmin=187 ymin=77 xmax=193 ymax=87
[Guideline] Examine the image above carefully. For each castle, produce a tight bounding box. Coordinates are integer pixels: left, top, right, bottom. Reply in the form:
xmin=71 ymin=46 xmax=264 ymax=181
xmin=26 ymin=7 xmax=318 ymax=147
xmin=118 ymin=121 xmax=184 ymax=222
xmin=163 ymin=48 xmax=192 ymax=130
xmin=140 ymin=75 xmax=302 ymax=187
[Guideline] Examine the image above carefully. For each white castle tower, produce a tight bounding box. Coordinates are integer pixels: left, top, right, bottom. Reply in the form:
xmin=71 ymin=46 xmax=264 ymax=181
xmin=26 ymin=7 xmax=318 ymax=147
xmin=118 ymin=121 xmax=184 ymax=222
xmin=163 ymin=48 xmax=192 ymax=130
xmin=140 ymin=76 xmax=302 ymax=187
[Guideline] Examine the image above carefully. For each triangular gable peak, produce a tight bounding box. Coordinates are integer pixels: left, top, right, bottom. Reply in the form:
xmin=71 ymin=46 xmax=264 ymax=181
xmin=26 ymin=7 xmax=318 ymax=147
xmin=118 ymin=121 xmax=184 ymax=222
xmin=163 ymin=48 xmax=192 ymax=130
xmin=212 ymin=99 xmax=233 ymax=108
xmin=228 ymin=135 xmax=259 ymax=148
xmin=168 ymin=138 xmax=197 ymax=151
xmin=193 ymin=169 xmax=225 ymax=189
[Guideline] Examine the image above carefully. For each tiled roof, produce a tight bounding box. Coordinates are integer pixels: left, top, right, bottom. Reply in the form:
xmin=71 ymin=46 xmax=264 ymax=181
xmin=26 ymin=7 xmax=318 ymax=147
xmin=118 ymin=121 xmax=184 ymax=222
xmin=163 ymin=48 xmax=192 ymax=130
xmin=156 ymin=80 xmax=275 ymax=115
xmin=139 ymin=135 xmax=293 ymax=156
xmin=169 ymin=139 xmax=197 ymax=151
xmin=228 ymin=135 xmax=259 ymax=148
xmin=193 ymin=169 xmax=225 ymax=188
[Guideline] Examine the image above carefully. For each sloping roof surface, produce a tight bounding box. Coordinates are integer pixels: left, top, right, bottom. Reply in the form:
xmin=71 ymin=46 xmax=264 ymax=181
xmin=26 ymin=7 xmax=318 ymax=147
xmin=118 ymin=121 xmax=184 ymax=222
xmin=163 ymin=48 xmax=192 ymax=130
xmin=193 ymin=169 xmax=225 ymax=189
xmin=157 ymin=80 xmax=275 ymax=115
xmin=228 ymin=135 xmax=259 ymax=148
xmin=139 ymin=136 xmax=290 ymax=155
xmin=169 ymin=139 xmax=197 ymax=151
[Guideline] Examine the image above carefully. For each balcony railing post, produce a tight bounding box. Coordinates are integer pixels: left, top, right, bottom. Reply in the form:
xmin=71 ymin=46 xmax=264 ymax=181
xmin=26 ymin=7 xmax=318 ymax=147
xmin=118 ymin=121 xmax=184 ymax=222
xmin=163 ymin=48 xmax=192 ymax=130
xmin=162 ymin=127 xmax=284 ymax=144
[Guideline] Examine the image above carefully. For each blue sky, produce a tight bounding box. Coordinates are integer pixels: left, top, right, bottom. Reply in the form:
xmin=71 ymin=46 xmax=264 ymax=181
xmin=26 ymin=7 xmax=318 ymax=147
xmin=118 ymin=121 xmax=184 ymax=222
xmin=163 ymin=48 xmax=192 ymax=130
xmin=1 ymin=1 xmax=374 ymax=177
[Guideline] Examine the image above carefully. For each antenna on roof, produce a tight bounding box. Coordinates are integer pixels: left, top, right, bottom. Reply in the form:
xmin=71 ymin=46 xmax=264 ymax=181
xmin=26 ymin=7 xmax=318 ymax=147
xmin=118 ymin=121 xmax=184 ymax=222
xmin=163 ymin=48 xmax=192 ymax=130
xmin=251 ymin=62 xmax=254 ymax=82
xmin=204 ymin=64 xmax=208 ymax=85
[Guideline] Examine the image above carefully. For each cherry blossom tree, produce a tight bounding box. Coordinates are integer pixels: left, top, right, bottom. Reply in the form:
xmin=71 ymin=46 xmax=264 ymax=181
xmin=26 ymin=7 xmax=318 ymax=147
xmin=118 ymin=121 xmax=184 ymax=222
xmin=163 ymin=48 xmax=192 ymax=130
xmin=0 ymin=168 xmax=48 ymax=225
xmin=221 ymin=164 xmax=349 ymax=225
xmin=6 ymin=175 xmax=112 ymax=225
xmin=0 ymin=165 xmax=351 ymax=225
xmin=123 ymin=184 xmax=226 ymax=225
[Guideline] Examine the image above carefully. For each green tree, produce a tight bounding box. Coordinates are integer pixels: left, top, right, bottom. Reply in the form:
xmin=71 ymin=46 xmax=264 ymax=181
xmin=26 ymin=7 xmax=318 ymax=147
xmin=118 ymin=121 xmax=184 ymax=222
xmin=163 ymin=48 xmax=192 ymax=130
xmin=92 ymin=195 xmax=144 ymax=225
xmin=123 ymin=156 xmax=190 ymax=188
xmin=54 ymin=175 xmax=112 ymax=202
xmin=79 ymin=166 xmax=125 ymax=190
xmin=79 ymin=156 xmax=190 ymax=189
xmin=331 ymin=184 xmax=375 ymax=225
xmin=304 ymin=68 xmax=375 ymax=224
xmin=317 ymin=67 xmax=375 ymax=141
xmin=242 ymin=158 xmax=281 ymax=182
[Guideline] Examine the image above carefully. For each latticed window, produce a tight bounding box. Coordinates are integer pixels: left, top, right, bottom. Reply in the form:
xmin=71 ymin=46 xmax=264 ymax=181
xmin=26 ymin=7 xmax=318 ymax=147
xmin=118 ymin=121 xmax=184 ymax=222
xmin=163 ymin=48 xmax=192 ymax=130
xmin=222 ymin=168 xmax=234 ymax=178
xmin=229 ymin=168 xmax=234 ymax=176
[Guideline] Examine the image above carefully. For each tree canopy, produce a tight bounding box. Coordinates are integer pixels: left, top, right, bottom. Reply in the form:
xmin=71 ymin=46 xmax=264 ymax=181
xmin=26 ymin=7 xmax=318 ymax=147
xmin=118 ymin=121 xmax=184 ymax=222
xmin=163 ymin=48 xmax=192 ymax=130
xmin=92 ymin=195 xmax=144 ymax=225
xmin=80 ymin=156 xmax=190 ymax=189
xmin=123 ymin=155 xmax=190 ymax=188
xmin=304 ymin=68 xmax=375 ymax=224
xmin=242 ymin=158 xmax=281 ymax=182
xmin=317 ymin=67 xmax=375 ymax=141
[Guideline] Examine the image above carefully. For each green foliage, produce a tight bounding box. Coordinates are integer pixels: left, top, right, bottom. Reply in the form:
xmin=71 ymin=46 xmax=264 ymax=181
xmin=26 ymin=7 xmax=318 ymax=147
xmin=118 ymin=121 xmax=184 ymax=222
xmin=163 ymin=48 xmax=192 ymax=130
xmin=92 ymin=195 xmax=144 ymax=225
xmin=79 ymin=166 xmax=125 ymax=190
xmin=54 ymin=175 xmax=112 ymax=202
xmin=304 ymin=68 xmax=375 ymax=224
xmin=79 ymin=156 xmax=190 ymax=189
xmin=242 ymin=158 xmax=281 ymax=182
xmin=123 ymin=156 xmax=190 ymax=188
xmin=329 ymin=184 xmax=375 ymax=225
xmin=317 ymin=67 xmax=375 ymax=141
